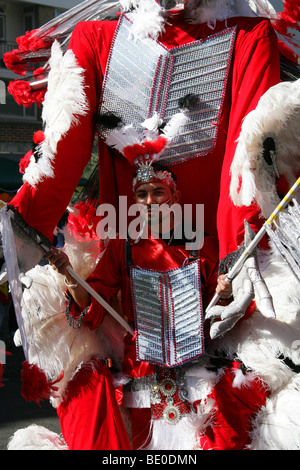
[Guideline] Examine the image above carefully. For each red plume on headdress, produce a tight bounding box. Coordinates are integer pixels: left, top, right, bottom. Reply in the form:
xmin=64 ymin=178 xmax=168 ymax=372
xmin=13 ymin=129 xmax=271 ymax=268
xmin=123 ymin=136 xmax=168 ymax=165
xmin=105 ymin=109 xmax=188 ymax=168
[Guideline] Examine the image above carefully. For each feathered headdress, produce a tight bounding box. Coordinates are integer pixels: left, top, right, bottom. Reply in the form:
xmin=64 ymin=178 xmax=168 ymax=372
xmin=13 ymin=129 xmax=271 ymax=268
xmin=99 ymin=95 xmax=198 ymax=190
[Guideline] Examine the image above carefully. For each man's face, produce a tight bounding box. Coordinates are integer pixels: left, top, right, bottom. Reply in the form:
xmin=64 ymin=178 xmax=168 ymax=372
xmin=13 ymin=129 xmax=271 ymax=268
xmin=134 ymin=182 xmax=180 ymax=231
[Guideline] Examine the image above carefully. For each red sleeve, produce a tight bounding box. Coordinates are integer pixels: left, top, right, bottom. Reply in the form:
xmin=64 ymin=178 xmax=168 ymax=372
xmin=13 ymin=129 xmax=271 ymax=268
xmin=68 ymin=238 xmax=125 ymax=330
xmin=217 ymin=19 xmax=281 ymax=260
xmin=9 ymin=21 xmax=117 ymax=242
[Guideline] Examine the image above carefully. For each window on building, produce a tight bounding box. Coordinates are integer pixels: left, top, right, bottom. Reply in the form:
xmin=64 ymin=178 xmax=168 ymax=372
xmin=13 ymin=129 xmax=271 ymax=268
xmin=0 ymin=6 xmax=6 ymax=41
xmin=24 ymin=7 xmax=35 ymax=33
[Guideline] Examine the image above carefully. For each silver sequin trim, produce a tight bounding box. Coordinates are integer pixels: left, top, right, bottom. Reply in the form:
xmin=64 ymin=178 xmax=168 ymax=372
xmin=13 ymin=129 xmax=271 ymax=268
xmin=98 ymin=15 xmax=236 ymax=164
xmin=131 ymin=259 xmax=204 ymax=367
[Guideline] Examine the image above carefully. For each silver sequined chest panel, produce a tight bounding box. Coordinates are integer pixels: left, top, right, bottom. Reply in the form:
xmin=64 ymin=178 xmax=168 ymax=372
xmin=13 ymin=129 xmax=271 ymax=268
xmin=130 ymin=260 xmax=204 ymax=368
xmin=99 ymin=15 xmax=236 ymax=164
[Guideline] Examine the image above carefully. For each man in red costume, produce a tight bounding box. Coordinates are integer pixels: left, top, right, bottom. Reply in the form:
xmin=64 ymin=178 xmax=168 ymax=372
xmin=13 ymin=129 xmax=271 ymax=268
xmin=46 ymin=163 xmax=268 ymax=450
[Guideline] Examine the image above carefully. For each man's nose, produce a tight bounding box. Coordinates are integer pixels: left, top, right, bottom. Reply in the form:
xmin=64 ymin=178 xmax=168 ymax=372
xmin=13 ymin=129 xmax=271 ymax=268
xmin=146 ymin=193 xmax=154 ymax=205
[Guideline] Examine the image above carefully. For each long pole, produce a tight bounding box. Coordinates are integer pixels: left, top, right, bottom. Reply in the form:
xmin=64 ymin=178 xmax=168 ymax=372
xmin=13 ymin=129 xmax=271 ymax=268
xmin=206 ymin=177 xmax=300 ymax=312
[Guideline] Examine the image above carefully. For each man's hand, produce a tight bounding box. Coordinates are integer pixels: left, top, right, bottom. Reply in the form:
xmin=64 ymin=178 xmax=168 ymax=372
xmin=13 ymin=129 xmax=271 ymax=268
xmin=45 ymin=249 xmax=91 ymax=311
xmin=45 ymin=249 xmax=71 ymax=275
xmin=216 ymin=274 xmax=232 ymax=300
xmin=45 ymin=249 xmax=76 ymax=286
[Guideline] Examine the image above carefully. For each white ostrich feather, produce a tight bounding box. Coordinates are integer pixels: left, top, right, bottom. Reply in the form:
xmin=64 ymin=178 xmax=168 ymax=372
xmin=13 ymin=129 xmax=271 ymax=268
xmin=142 ymin=112 xmax=163 ymax=132
xmin=230 ymin=78 xmax=300 ymax=218
xmin=125 ymin=0 xmax=166 ymax=41
xmin=250 ymin=374 xmax=300 ymax=450
xmin=17 ymin=229 xmax=125 ymax=407
xmin=8 ymin=425 xmax=68 ymax=451
xmin=161 ymin=111 xmax=189 ymax=142
xmin=23 ymin=40 xmax=89 ymax=187
xmin=106 ymin=124 xmax=141 ymax=153
xmin=145 ymin=393 xmax=216 ymax=450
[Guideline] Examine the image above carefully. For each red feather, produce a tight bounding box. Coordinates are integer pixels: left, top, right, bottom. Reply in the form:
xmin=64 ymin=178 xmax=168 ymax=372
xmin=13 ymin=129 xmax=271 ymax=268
xmin=16 ymin=29 xmax=54 ymax=52
xmin=21 ymin=361 xmax=64 ymax=406
xmin=280 ymin=0 xmax=300 ymax=31
xmin=3 ymin=50 xmax=27 ymax=76
xmin=7 ymin=80 xmax=46 ymax=108
xmin=19 ymin=150 xmax=33 ymax=175
xmin=33 ymin=130 xmax=45 ymax=145
xmin=67 ymin=201 xmax=99 ymax=240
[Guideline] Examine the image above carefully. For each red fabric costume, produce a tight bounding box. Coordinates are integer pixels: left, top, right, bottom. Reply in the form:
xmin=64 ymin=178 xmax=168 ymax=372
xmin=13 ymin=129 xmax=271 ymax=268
xmin=60 ymin=233 xmax=269 ymax=450
xmin=3 ymin=6 xmax=282 ymax=451
xmin=56 ymin=359 xmax=132 ymax=450
xmin=9 ymin=13 xmax=280 ymax=261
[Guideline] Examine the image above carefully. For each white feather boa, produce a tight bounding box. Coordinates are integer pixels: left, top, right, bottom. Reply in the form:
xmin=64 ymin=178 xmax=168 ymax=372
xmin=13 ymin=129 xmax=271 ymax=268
xmin=250 ymin=374 xmax=300 ymax=450
xmin=7 ymin=425 xmax=68 ymax=451
xmin=230 ymin=78 xmax=300 ymax=218
xmin=124 ymin=0 xmax=167 ymax=40
xmin=17 ymin=230 xmax=125 ymax=409
xmin=23 ymin=41 xmax=89 ymax=187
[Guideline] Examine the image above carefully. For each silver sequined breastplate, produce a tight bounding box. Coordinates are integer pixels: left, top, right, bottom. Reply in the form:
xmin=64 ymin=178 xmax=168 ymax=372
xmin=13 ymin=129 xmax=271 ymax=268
xmin=98 ymin=14 xmax=237 ymax=164
xmin=130 ymin=259 xmax=205 ymax=368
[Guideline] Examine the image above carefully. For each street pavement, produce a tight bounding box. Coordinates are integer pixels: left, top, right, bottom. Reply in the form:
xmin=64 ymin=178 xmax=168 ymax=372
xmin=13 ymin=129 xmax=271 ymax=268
xmin=0 ymin=343 xmax=61 ymax=450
